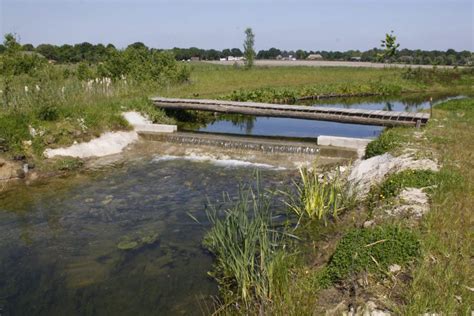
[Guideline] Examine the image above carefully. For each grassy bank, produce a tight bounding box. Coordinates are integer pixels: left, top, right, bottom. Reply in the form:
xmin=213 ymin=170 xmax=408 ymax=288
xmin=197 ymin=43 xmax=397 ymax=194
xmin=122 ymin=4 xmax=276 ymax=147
xmin=202 ymin=97 xmax=474 ymax=314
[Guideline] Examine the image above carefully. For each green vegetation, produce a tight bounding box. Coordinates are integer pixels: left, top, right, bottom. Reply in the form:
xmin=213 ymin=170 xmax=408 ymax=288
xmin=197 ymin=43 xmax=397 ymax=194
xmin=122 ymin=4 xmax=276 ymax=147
xmin=402 ymin=98 xmax=474 ymax=314
xmin=203 ymin=98 xmax=474 ymax=315
xmin=376 ymin=169 xmax=439 ymax=199
xmin=203 ymin=183 xmax=294 ymax=311
xmin=0 ymin=34 xmax=185 ymax=164
xmin=3 ymin=36 xmax=472 ymax=66
xmin=284 ymin=167 xmax=345 ymax=225
xmin=378 ymin=31 xmax=400 ymax=61
xmin=319 ymin=225 xmax=420 ymax=286
xmin=364 ymin=128 xmax=405 ymax=158
xmin=243 ymin=28 xmax=256 ymax=69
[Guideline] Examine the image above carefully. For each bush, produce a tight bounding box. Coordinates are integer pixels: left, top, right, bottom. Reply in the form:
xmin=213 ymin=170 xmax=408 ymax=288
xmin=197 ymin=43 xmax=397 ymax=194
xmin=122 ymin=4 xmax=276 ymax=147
xmin=365 ymin=128 xmax=403 ymax=158
xmin=101 ymin=47 xmax=191 ymax=84
xmin=36 ymin=103 xmax=59 ymax=121
xmin=319 ymin=225 xmax=420 ymax=286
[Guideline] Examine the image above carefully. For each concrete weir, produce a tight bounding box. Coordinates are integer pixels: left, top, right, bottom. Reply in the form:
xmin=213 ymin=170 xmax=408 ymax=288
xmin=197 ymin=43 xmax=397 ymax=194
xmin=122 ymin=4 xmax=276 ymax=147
xmin=137 ymin=131 xmax=363 ymax=168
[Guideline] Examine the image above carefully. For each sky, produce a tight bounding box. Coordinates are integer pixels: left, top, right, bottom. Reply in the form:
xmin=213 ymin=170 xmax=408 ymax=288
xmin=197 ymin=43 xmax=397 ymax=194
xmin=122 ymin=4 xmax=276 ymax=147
xmin=1 ymin=0 xmax=473 ymax=51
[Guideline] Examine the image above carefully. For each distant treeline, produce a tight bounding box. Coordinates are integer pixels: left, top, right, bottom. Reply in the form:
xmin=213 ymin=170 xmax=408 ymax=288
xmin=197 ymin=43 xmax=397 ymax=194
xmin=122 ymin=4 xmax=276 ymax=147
xmin=0 ymin=41 xmax=472 ymax=66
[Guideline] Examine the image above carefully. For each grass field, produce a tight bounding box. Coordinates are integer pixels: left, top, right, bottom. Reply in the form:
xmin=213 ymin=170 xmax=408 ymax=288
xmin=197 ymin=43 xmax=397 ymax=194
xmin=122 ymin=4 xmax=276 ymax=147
xmin=158 ymin=63 xmax=473 ymax=99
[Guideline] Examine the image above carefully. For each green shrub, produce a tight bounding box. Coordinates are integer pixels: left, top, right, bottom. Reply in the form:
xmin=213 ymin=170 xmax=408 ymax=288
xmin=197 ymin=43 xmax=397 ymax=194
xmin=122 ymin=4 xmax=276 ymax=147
xmin=76 ymin=62 xmax=93 ymax=81
xmin=36 ymin=104 xmax=59 ymax=121
xmin=319 ymin=225 xmax=420 ymax=286
xmin=365 ymin=128 xmax=403 ymax=158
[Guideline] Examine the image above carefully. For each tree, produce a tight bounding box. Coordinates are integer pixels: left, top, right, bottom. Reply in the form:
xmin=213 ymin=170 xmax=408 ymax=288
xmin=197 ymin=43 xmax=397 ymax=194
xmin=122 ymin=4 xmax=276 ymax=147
xmin=378 ymin=31 xmax=400 ymax=62
xmin=243 ymin=27 xmax=255 ymax=68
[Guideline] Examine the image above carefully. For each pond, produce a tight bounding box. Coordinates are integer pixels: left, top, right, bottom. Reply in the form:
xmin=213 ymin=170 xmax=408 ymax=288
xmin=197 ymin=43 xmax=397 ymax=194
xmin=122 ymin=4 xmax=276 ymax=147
xmin=188 ymin=93 xmax=457 ymax=139
xmin=0 ymin=157 xmax=293 ymax=315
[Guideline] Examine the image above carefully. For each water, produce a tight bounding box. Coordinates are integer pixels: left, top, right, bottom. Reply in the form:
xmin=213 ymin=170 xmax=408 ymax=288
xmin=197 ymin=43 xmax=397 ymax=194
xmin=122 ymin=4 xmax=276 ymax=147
xmin=0 ymin=157 xmax=292 ymax=315
xmin=192 ymin=94 xmax=457 ymax=139
xmin=0 ymin=94 xmax=460 ymax=315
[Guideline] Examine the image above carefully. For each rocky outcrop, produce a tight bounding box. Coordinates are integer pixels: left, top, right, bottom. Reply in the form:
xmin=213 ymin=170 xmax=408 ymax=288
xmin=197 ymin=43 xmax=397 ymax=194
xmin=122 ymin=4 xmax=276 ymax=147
xmin=0 ymin=158 xmax=25 ymax=189
xmin=348 ymin=153 xmax=438 ymax=198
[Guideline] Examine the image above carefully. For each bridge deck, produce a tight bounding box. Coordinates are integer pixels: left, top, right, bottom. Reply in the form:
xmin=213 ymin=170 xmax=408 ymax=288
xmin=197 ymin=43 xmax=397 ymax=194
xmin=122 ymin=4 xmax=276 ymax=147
xmin=151 ymin=97 xmax=430 ymax=127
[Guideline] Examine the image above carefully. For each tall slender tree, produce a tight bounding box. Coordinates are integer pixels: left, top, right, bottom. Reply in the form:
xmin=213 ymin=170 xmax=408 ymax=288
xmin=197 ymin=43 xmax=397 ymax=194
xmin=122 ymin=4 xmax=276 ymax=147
xmin=243 ymin=28 xmax=255 ymax=69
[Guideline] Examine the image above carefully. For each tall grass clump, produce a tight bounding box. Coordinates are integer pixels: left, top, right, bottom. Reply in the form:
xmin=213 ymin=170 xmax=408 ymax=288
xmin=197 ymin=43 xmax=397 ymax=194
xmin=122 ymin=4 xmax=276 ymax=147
xmin=284 ymin=167 xmax=346 ymax=225
xmin=203 ymin=183 xmax=294 ymax=311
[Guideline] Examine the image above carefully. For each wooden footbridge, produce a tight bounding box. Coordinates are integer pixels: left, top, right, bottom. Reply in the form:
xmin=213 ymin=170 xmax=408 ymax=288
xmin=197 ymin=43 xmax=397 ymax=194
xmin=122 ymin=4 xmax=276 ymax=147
xmin=151 ymin=97 xmax=430 ymax=127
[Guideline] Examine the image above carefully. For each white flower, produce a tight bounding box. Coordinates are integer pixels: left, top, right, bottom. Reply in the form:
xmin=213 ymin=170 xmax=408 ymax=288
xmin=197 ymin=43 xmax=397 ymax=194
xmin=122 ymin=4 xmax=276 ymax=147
xmin=61 ymin=86 xmax=65 ymax=94
xmin=35 ymin=85 xmax=40 ymax=91
xmin=24 ymin=86 xmax=29 ymax=93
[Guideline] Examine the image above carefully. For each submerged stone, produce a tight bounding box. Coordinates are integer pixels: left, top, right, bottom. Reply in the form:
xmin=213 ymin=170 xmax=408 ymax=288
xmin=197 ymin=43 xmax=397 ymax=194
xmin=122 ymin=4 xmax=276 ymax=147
xmin=117 ymin=240 xmax=139 ymax=250
xmin=141 ymin=233 xmax=159 ymax=245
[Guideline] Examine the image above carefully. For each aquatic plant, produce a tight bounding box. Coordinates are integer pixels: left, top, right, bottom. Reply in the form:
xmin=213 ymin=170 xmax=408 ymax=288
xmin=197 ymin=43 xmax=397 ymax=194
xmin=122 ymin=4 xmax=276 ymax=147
xmin=203 ymin=182 xmax=294 ymax=309
xmin=284 ymin=167 xmax=345 ymax=225
xmin=116 ymin=231 xmax=159 ymax=251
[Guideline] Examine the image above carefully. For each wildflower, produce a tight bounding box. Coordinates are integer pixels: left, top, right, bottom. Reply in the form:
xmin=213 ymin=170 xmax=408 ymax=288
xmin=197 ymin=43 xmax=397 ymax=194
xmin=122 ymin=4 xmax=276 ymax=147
xmin=35 ymin=85 xmax=40 ymax=91
xmin=24 ymin=86 xmax=29 ymax=93
xmin=61 ymin=86 xmax=65 ymax=94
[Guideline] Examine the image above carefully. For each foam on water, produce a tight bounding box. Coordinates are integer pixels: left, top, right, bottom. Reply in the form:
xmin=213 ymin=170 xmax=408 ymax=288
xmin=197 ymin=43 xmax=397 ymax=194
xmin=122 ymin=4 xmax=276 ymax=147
xmin=152 ymin=154 xmax=286 ymax=170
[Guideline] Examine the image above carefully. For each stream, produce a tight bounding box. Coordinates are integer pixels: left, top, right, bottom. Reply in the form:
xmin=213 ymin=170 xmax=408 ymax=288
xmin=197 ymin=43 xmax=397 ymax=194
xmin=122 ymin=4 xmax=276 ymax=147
xmin=0 ymin=93 xmax=459 ymax=315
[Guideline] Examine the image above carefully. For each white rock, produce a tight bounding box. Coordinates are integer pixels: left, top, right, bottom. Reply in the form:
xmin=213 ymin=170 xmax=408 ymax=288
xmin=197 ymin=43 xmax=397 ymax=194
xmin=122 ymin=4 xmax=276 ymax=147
xmin=44 ymin=131 xmax=139 ymax=158
xmin=122 ymin=111 xmax=152 ymax=126
xmin=388 ymin=188 xmax=430 ymax=218
xmin=43 ymin=111 xmax=177 ymax=159
xmin=348 ymin=153 xmax=438 ymax=198
xmin=389 ymin=264 xmax=401 ymax=273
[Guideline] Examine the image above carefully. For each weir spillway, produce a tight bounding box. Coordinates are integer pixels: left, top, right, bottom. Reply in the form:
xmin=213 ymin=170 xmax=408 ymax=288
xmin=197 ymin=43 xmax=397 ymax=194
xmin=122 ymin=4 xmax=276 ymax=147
xmin=138 ymin=131 xmax=359 ymax=160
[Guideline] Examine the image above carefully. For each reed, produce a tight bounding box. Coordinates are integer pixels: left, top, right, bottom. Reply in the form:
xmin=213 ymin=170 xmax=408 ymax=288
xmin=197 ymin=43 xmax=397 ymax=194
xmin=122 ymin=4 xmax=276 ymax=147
xmin=284 ymin=167 xmax=346 ymax=225
xmin=203 ymin=181 xmax=293 ymax=311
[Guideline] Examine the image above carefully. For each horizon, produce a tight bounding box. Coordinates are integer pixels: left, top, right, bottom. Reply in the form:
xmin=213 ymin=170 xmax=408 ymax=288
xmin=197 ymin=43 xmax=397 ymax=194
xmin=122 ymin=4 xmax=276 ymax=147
xmin=1 ymin=0 xmax=473 ymax=52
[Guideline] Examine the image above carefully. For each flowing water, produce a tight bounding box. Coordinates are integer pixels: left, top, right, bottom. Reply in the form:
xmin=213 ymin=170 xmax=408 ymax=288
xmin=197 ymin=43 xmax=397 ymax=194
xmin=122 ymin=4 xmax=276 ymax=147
xmin=0 ymin=157 xmax=293 ymax=315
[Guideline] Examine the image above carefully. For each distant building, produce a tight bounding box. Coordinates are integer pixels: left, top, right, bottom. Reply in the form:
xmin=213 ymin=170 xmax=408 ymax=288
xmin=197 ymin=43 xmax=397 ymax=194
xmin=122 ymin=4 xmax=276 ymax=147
xmin=190 ymin=56 xmax=200 ymax=61
xmin=306 ymin=54 xmax=323 ymax=60
xmin=227 ymin=56 xmax=244 ymax=61
xmin=350 ymin=56 xmax=362 ymax=61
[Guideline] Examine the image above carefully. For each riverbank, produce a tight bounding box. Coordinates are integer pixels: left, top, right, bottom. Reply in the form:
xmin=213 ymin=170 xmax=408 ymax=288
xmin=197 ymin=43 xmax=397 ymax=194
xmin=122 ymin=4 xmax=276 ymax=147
xmin=201 ymin=97 xmax=473 ymax=314
xmin=1 ymin=64 xmax=472 ymax=184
